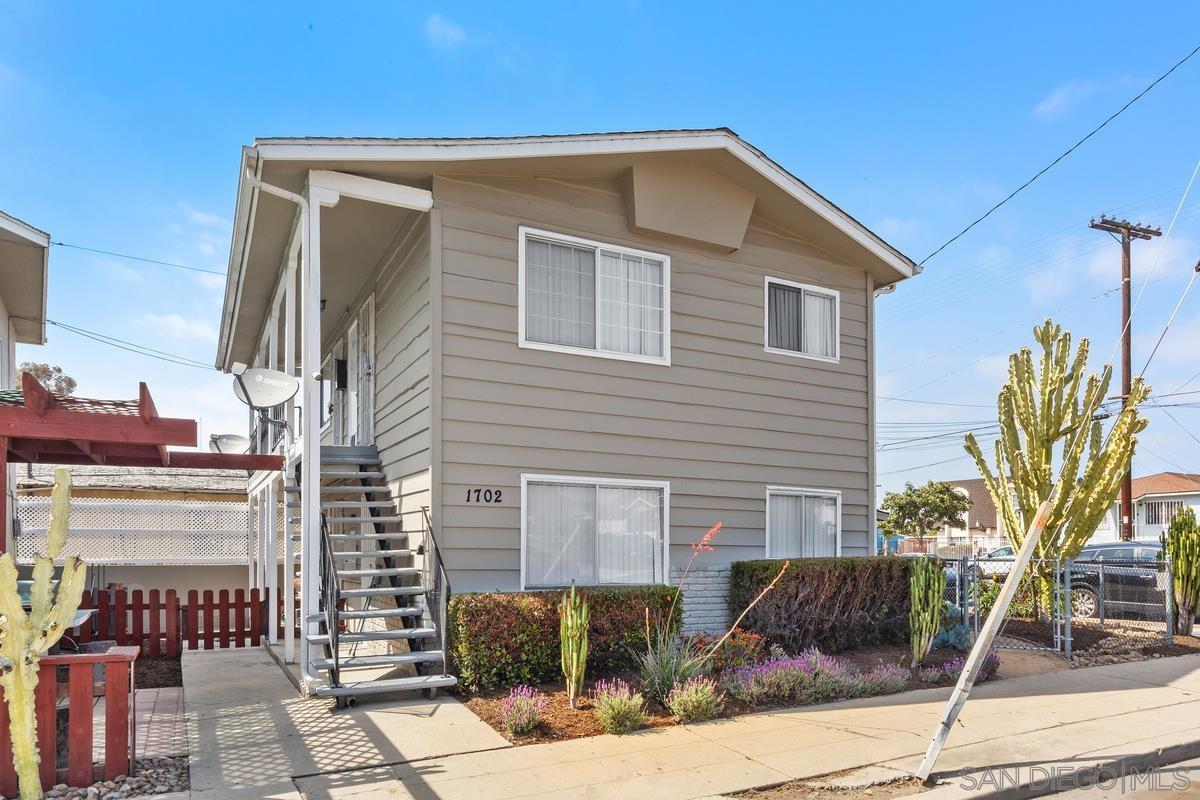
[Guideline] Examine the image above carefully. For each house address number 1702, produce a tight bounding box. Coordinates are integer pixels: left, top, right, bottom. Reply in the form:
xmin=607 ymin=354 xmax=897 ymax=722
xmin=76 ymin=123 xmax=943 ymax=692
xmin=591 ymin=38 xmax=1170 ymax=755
xmin=465 ymin=488 xmax=503 ymax=503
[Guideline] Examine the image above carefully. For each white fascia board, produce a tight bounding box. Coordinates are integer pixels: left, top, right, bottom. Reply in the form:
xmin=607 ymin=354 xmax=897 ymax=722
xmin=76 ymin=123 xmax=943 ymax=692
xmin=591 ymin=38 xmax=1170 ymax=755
xmin=253 ymin=131 xmax=917 ymax=279
xmin=216 ymin=147 xmax=261 ymax=370
xmin=0 ymin=210 xmax=50 ymax=248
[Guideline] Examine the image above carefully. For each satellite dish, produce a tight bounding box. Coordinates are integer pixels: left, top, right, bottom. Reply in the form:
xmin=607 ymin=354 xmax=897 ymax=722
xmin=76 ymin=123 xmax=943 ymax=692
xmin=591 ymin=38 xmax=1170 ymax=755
xmin=232 ymin=368 xmax=300 ymax=410
xmin=209 ymin=434 xmax=251 ymax=455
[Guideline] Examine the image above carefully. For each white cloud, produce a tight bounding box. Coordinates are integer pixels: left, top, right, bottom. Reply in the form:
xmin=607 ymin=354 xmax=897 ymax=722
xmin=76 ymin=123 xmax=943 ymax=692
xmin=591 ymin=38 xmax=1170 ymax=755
xmin=424 ymin=13 xmax=465 ymax=49
xmin=1087 ymin=236 xmax=1195 ymax=284
xmin=136 ymin=313 xmax=218 ymax=342
xmin=179 ymin=202 xmax=228 ymax=228
xmin=192 ymin=271 xmax=227 ymax=292
xmin=1135 ymin=314 xmax=1200 ymax=369
xmin=1034 ymin=81 xmax=1096 ymax=121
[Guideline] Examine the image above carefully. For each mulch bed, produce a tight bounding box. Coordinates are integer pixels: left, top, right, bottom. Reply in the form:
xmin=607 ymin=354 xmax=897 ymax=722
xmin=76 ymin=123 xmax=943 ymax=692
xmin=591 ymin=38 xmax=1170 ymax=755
xmin=461 ymin=646 xmax=972 ymax=745
xmin=1000 ymin=618 xmax=1114 ymax=651
xmin=136 ymin=655 xmax=183 ymax=689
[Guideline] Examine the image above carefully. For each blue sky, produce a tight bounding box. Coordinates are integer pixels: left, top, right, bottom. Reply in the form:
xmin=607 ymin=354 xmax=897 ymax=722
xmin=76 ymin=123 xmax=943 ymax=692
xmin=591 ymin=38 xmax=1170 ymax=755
xmin=2 ymin=4 xmax=1199 ymax=495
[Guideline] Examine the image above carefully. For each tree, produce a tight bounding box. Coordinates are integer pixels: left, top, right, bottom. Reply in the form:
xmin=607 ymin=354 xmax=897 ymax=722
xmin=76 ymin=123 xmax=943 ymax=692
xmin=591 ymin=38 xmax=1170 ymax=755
xmin=17 ymin=363 xmax=76 ymax=395
xmin=964 ymin=319 xmax=1148 ymax=609
xmin=879 ymin=481 xmax=970 ymax=545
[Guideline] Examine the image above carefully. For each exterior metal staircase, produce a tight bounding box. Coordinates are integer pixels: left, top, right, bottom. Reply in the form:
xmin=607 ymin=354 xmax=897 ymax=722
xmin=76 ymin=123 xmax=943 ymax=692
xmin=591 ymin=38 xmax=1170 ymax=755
xmin=286 ymin=445 xmax=455 ymax=706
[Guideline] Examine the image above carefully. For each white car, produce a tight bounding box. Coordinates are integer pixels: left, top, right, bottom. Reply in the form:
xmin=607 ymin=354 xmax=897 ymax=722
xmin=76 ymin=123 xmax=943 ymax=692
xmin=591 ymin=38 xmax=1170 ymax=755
xmin=981 ymin=545 xmax=1015 ymax=578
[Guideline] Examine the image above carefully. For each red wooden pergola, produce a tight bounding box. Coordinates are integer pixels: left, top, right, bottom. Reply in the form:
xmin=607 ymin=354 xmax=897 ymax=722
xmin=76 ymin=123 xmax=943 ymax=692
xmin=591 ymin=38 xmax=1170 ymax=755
xmin=1 ymin=372 xmax=281 ymax=553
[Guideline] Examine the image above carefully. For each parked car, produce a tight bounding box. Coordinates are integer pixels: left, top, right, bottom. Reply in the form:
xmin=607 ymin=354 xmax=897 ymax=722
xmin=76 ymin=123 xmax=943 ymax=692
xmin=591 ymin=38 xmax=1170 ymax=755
xmin=980 ymin=545 xmax=1015 ymax=578
xmin=1068 ymin=541 xmax=1165 ymax=619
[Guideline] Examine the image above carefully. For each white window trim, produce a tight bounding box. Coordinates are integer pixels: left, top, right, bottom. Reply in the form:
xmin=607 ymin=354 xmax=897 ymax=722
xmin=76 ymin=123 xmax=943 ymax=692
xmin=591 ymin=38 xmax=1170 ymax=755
xmin=517 ymin=226 xmax=672 ymax=366
xmin=765 ymin=485 xmax=843 ymax=558
xmin=519 ymin=472 xmax=671 ymax=590
xmin=762 ymin=275 xmax=841 ymax=363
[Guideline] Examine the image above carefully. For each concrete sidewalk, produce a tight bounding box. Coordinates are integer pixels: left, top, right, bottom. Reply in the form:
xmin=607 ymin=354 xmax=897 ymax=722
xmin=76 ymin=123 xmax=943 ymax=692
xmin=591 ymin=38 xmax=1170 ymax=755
xmin=184 ymin=649 xmax=1200 ymax=799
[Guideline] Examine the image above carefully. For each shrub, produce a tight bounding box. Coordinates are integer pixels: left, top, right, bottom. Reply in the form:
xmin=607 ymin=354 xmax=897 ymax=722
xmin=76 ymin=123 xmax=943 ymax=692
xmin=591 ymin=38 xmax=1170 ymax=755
xmin=592 ymin=678 xmax=648 ymax=734
xmin=860 ymin=663 xmax=911 ymax=695
xmin=501 ymin=685 xmax=548 ymax=736
xmin=666 ymin=677 xmax=724 ymax=723
xmin=729 ymin=558 xmax=914 ymax=654
xmin=687 ymin=627 xmax=767 ymax=673
xmin=916 ymin=666 xmax=944 ymax=684
xmin=637 ymin=628 xmax=706 ymax=706
xmin=724 ymin=649 xmax=867 ymax=706
xmin=449 ymin=586 xmax=679 ymax=691
xmin=932 ymin=623 xmax=972 ymax=652
xmin=940 ymin=650 xmax=1001 ymax=683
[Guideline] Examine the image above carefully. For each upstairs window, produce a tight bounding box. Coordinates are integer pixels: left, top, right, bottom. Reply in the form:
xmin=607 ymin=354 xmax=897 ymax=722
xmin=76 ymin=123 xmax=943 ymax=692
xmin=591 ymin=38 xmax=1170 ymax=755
xmin=519 ymin=227 xmax=670 ymax=364
xmin=764 ymin=277 xmax=839 ymax=362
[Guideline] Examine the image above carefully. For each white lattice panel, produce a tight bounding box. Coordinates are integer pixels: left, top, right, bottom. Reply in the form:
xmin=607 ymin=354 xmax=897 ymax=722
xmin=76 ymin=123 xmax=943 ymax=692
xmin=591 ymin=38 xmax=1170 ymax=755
xmin=15 ymin=498 xmax=251 ymax=566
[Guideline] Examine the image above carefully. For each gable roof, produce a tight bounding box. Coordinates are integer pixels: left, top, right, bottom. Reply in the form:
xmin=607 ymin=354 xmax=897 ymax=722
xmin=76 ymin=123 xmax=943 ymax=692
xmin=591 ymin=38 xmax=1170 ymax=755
xmin=1132 ymin=472 xmax=1200 ymax=499
xmin=218 ymin=128 xmax=920 ymax=370
xmin=947 ymin=477 xmax=999 ymax=530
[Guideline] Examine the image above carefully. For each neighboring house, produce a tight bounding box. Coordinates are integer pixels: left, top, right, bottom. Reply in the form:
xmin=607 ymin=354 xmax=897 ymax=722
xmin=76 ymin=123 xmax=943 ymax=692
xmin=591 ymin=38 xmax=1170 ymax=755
xmin=216 ymin=129 xmax=919 ymax=697
xmin=1089 ymin=472 xmax=1200 ymax=544
xmin=15 ymin=464 xmax=251 ymax=595
xmin=0 ymin=210 xmax=50 ymax=550
xmin=935 ymin=478 xmax=1008 ymax=554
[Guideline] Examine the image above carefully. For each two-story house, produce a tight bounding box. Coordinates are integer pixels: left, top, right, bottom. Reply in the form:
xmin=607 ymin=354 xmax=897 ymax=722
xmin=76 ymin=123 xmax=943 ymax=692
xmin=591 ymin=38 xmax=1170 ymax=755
xmin=215 ymin=129 xmax=919 ymax=701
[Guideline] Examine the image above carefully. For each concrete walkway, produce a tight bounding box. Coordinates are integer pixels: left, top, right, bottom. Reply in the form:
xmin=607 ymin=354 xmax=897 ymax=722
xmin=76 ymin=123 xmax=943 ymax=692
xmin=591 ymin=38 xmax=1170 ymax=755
xmin=184 ymin=648 xmax=1200 ymax=799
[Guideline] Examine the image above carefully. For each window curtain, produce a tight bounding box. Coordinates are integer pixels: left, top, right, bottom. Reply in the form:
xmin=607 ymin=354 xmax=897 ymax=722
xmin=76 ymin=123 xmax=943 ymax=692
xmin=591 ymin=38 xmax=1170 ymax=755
xmin=802 ymin=291 xmax=837 ymax=359
xmin=596 ymin=486 xmax=661 ymax=584
xmin=526 ymin=482 xmax=596 ymax=587
xmin=599 ymin=252 xmax=664 ymax=357
xmin=525 ymin=238 xmax=596 ymax=348
xmin=768 ymin=492 xmax=837 ymax=557
xmin=767 ymin=283 xmax=803 ymax=351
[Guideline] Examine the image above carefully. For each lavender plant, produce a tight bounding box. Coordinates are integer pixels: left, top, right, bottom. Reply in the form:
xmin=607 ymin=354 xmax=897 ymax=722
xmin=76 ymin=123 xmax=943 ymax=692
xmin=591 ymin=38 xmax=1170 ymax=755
xmin=592 ymin=678 xmax=648 ymax=734
xmin=665 ymin=677 xmax=724 ymax=723
xmin=501 ymin=685 xmax=549 ymax=736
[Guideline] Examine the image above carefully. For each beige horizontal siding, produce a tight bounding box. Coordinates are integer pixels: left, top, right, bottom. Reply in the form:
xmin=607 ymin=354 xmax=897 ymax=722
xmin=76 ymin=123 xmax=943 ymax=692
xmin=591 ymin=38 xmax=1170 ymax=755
xmin=427 ymin=173 xmax=875 ymax=592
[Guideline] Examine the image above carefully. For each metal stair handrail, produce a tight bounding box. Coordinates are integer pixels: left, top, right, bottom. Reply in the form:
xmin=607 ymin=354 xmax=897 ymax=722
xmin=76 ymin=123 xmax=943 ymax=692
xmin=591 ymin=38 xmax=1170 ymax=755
xmin=318 ymin=511 xmax=341 ymax=689
xmin=419 ymin=506 xmax=451 ymax=676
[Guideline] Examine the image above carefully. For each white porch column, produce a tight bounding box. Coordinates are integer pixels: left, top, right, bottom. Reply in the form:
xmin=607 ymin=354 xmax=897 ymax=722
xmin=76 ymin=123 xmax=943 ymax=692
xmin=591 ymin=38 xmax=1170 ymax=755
xmin=300 ymin=184 xmax=338 ymax=683
xmin=280 ymin=246 xmax=297 ymax=655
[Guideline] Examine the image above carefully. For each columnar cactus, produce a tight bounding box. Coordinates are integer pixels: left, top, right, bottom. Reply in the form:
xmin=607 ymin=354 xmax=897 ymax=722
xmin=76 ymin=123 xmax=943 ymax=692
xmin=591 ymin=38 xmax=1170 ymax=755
xmin=0 ymin=467 xmax=88 ymax=799
xmin=1164 ymin=507 xmax=1200 ymax=637
xmin=964 ymin=320 xmax=1148 ymax=607
xmin=559 ymin=584 xmax=588 ymax=710
xmin=909 ymin=557 xmax=946 ymax=666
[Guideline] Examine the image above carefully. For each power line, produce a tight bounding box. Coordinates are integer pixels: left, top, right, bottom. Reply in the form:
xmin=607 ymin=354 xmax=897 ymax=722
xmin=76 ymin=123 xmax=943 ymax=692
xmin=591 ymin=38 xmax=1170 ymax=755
xmin=877 ymin=396 xmax=994 ymax=409
xmin=918 ymin=43 xmax=1200 ymax=267
xmin=41 ymin=318 xmax=215 ymax=370
xmin=1137 ymin=260 xmax=1200 ymax=379
xmin=51 ymin=241 xmax=225 ymax=277
xmin=877 ymin=454 xmax=975 ymax=476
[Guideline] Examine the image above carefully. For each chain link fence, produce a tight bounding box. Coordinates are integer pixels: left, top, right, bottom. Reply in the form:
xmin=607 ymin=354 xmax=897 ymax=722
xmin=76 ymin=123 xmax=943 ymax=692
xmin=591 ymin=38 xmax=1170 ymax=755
xmin=939 ymin=549 xmax=1178 ymax=661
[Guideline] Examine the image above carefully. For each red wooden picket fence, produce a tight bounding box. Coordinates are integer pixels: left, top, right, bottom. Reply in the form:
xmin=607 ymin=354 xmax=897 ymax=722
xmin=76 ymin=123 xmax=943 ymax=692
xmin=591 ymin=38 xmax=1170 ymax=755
xmin=68 ymin=588 xmax=269 ymax=653
xmin=0 ymin=646 xmax=139 ymax=794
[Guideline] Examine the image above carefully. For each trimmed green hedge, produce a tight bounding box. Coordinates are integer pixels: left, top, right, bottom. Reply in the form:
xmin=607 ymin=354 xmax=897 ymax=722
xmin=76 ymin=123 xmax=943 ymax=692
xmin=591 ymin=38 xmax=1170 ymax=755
xmin=729 ymin=557 xmax=914 ymax=653
xmin=448 ymin=585 xmax=680 ymax=692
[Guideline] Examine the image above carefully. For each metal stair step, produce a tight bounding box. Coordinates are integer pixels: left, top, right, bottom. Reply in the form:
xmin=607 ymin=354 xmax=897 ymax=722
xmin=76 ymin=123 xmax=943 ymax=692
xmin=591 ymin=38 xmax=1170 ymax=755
xmin=337 ymin=567 xmax=420 ymax=579
xmin=288 ymin=517 xmax=406 ymax=526
xmin=305 ymin=607 xmax=422 ymax=622
xmin=340 ymin=585 xmax=425 ymax=599
xmin=287 ymin=485 xmax=386 ymax=494
xmin=306 ymin=627 xmax=436 ymax=645
xmin=311 ymin=651 xmax=445 ymax=671
xmin=285 ymin=500 xmax=395 ymax=509
xmin=313 ymin=674 xmax=457 ymax=698
xmin=319 ymin=446 xmax=381 ymax=465
xmin=332 ymin=549 xmax=412 ymax=559
xmin=328 ymin=533 xmax=407 ymax=541
xmin=320 ymin=471 xmax=386 ymax=479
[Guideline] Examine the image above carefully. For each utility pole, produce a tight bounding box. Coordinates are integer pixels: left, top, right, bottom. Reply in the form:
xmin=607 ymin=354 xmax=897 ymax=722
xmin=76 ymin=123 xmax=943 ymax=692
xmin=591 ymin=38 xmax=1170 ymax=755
xmin=1088 ymin=215 xmax=1161 ymax=541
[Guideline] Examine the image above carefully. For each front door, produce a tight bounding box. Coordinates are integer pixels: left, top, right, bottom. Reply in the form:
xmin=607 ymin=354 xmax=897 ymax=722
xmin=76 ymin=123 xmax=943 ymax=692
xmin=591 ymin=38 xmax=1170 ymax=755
xmin=340 ymin=296 xmax=374 ymax=446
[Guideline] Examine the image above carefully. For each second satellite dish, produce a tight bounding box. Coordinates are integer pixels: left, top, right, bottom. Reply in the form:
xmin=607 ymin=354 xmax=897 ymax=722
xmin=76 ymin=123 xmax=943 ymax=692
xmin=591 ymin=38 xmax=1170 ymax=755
xmin=209 ymin=434 xmax=251 ymax=454
xmin=232 ymin=368 xmax=301 ymax=409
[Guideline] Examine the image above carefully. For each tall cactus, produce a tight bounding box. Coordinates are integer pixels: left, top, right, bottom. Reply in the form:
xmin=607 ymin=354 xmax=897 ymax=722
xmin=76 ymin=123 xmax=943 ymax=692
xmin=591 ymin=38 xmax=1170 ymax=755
xmin=909 ymin=557 xmax=946 ymax=666
xmin=559 ymin=584 xmax=588 ymax=710
xmin=964 ymin=319 xmax=1149 ymax=609
xmin=1164 ymin=507 xmax=1200 ymax=637
xmin=0 ymin=467 xmax=88 ymax=799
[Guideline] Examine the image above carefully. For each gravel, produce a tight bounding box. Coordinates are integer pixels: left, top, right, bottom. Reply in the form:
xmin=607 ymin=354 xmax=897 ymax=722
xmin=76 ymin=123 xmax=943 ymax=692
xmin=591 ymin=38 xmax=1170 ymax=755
xmin=44 ymin=757 xmax=189 ymax=799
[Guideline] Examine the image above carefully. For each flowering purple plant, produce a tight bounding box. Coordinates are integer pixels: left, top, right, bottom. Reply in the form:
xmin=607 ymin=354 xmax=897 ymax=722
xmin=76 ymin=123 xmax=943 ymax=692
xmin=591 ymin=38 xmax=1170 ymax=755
xmin=501 ymin=685 xmax=548 ymax=736
xmin=592 ymin=677 xmax=648 ymax=734
xmin=940 ymin=649 xmax=1001 ymax=683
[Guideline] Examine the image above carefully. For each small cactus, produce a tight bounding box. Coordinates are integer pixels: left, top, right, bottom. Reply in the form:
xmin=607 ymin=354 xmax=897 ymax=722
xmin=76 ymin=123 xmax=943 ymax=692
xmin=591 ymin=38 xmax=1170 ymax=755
xmin=0 ymin=467 xmax=87 ymax=799
xmin=559 ymin=584 xmax=588 ymax=710
xmin=909 ymin=557 xmax=946 ymax=667
xmin=1164 ymin=507 xmax=1200 ymax=637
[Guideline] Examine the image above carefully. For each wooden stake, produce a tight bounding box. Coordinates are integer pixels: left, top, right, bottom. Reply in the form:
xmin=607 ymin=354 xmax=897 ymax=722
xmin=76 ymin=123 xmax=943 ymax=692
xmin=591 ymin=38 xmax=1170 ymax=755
xmin=916 ymin=500 xmax=1053 ymax=783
